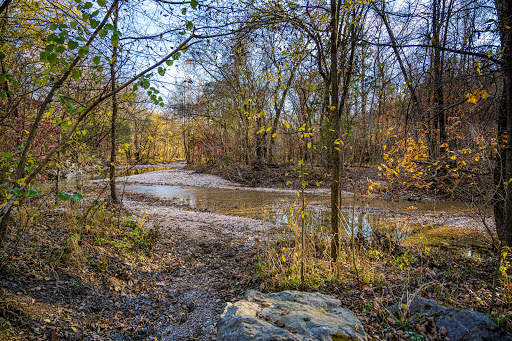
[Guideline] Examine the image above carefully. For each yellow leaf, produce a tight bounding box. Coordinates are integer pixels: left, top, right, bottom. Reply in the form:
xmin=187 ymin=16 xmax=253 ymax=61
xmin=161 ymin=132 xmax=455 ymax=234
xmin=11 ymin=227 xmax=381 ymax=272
xmin=481 ymin=90 xmax=489 ymax=100
xmin=285 ymin=122 xmax=290 ymax=129
xmin=449 ymin=155 xmax=457 ymax=160
xmin=466 ymin=93 xmax=478 ymax=104
xmin=266 ymin=126 xmax=272 ymax=132
xmin=272 ymin=133 xmax=277 ymax=138
xmin=307 ymin=142 xmax=312 ymax=149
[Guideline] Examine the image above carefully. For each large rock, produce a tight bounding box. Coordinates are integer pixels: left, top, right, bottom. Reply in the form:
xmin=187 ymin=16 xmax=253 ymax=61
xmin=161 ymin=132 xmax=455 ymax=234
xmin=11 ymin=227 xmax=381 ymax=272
xmin=217 ymin=290 xmax=367 ymax=341
xmin=387 ymin=296 xmax=512 ymax=341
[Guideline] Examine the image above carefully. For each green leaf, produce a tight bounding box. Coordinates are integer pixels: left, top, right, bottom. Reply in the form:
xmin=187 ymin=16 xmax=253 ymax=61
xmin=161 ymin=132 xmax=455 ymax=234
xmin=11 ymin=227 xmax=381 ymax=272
xmin=11 ymin=188 xmax=21 ymax=196
xmin=158 ymin=66 xmax=165 ymax=76
xmin=90 ymin=19 xmax=99 ymax=29
xmin=122 ymin=93 xmax=128 ymax=101
xmin=191 ymin=0 xmax=198 ymax=9
xmin=58 ymin=192 xmax=71 ymax=201
xmin=49 ymin=23 xmax=58 ymax=30
xmin=47 ymin=53 xmax=57 ymax=65
xmin=72 ymin=68 xmax=82 ymax=80
xmin=129 ymin=92 xmax=137 ymax=99
xmin=0 ymin=91 xmax=5 ymax=100
xmin=172 ymin=52 xmax=180 ymax=60
xmin=182 ymin=8 xmax=186 ymax=14
xmin=111 ymin=33 xmax=119 ymax=47
xmin=186 ymin=21 xmax=194 ymax=30
xmin=0 ymin=53 xmax=5 ymax=62
xmin=165 ymin=60 xmax=173 ymax=66
xmin=78 ymin=46 xmax=89 ymax=58
xmin=70 ymin=21 xmax=78 ymax=29
xmin=56 ymin=45 xmax=66 ymax=53
xmin=93 ymin=56 xmax=101 ymax=64
xmin=27 ymin=189 xmax=41 ymax=196
xmin=68 ymin=40 xmax=78 ymax=50
xmin=46 ymin=44 xmax=56 ymax=52
xmin=47 ymin=33 xmax=57 ymax=42
xmin=71 ymin=193 xmax=83 ymax=202
xmin=84 ymin=2 xmax=92 ymax=9
xmin=11 ymin=79 xmax=19 ymax=89
xmin=104 ymin=23 xmax=114 ymax=30
xmin=99 ymin=29 xmax=107 ymax=38
xmin=97 ymin=0 xmax=105 ymax=6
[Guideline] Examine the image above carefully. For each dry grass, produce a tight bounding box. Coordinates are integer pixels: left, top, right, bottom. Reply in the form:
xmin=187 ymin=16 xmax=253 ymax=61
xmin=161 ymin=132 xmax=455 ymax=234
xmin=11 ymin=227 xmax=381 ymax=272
xmin=257 ymin=195 xmax=512 ymax=335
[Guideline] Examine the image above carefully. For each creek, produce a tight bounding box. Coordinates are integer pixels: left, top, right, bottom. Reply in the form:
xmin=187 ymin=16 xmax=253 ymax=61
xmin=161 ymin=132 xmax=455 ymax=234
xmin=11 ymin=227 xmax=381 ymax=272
xmin=120 ymin=176 xmax=487 ymax=251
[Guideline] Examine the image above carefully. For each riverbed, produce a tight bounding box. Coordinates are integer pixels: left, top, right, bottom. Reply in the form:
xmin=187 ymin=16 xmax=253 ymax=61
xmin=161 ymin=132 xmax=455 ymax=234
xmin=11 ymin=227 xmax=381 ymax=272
xmin=87 ymin=162 xmax=495 ymax=250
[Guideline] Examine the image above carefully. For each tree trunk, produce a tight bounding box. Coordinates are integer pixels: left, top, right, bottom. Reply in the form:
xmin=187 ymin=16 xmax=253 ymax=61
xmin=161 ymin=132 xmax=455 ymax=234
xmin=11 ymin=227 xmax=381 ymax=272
xmin=109 ymin=1 xmax=119 ymax=203
xmin=494 ymin=0 xmax=512 ymax=246
xmin=330 ymin=0 xmax=341 ymax=262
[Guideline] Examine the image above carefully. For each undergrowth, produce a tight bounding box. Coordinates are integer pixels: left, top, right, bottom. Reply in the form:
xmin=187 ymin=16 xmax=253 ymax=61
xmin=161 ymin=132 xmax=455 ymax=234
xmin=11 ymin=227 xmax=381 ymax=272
xmin=257 ymin=198 xmax=512 ymax=333
xmin=0 ymin=191 xmax=158 ymax=278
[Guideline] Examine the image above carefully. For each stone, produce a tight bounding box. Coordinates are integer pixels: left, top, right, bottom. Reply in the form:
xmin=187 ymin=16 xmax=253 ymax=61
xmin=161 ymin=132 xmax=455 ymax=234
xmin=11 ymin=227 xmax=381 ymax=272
xmin=387 ymin=296 xmax=512 ymax=341
xmin=217 ymin=290 xmax=367 ymax=341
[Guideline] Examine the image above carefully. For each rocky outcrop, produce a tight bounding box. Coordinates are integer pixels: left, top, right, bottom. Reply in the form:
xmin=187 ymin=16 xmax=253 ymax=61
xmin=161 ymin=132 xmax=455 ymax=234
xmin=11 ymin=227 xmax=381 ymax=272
xmin=387 ymin=296 xmax=512 ymax=341
xmin=217 ymin=290 xmax=367 ymax=341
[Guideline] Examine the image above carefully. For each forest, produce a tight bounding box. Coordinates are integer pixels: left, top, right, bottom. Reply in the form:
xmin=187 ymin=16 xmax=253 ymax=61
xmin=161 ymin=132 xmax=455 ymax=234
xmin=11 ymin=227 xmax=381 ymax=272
xmin=0 ymin=0 xmax=511 ymax=340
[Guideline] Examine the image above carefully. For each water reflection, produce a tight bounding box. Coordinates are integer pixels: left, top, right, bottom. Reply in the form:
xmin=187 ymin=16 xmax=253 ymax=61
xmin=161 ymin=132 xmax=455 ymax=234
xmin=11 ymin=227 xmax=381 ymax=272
xmin=122 ymin=184 xmax=406 ymax=240
xmin=121 ymin=184 xmax=487 ymax=249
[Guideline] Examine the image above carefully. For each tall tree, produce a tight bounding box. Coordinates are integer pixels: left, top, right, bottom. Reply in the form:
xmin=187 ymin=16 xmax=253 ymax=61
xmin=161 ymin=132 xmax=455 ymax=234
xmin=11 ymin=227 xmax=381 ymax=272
xmin=109 ymin=0 xmax=120 ymax=202
xmin=494 ymin=0 xmax=512 ymax=246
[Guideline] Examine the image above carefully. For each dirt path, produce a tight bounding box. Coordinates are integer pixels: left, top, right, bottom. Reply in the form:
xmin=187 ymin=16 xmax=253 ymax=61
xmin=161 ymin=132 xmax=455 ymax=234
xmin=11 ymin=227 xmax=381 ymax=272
xmin=109 ymin=165 xmax=279 ymax=340
xmin=121 ymin=192 xmax=264 ymax=340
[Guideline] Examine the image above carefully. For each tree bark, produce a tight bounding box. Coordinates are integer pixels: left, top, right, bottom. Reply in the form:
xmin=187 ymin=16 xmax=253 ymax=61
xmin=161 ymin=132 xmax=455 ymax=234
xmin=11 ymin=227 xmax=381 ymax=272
xmin=494 ymin=0 xmax=512 ymax=246
xmin=329 ymin=0 xmax=341 ymax=262
xmin=109 ymin=1 xmax=119 ymax=202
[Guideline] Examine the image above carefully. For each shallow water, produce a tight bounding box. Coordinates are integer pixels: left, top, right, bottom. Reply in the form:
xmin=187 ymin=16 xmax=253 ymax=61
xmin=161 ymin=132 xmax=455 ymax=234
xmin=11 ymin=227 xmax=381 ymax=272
xmin=121 ymin=183 xmax=484 ymax=247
